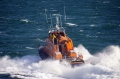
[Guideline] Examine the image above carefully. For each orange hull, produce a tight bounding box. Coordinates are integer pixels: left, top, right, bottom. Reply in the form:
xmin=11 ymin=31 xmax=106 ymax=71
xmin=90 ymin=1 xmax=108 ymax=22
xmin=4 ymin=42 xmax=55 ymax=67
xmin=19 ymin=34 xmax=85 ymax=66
xmin=39 ymin=16 xmax=84 ymax=66
xmin=39 ymin=27 xmax=84 ymax=65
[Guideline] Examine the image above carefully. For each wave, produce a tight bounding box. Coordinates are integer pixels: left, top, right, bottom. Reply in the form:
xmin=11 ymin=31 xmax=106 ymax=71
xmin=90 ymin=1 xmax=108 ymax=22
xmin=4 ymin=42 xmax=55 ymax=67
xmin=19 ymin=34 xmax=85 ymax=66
xmin=96 ymin=45 xmax=120 ymax=72
xmin=90 ymin=24 xmax=95 ymax=27
xmin=0 ymin=45 xmax=120 ymax=79
xmin=26 ymin=47 xmax=35 ymax=49
xmin=36 ymin=38 xmax=45 ymax=42
xmin=37 ymin=29 xmax=43 ymax=31
xmin=66 ymin=18 xmax=75 ymax=20
xmin=79 ymin=30 xmax=84 ymax=32
xmin=66 ymin=23 xmax=78 ymax=26
xmin=103 ymin=1 xmax=110 ymax=3
xmin=20 ymin=19 xmax=29 ymax=23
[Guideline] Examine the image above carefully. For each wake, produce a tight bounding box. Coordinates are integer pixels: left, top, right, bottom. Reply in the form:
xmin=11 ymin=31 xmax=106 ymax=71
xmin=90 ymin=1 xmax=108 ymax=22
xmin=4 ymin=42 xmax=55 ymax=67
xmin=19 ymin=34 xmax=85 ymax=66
xmin=0 ymin=45 xmax=120 ymax=79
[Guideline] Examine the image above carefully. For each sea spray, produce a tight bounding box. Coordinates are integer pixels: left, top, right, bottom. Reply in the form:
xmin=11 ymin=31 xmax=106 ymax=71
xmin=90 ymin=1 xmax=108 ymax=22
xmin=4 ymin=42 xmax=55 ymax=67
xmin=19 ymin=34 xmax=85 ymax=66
xmin=0 ymin=55 xmax=65 ymax=79
xmin=60 ymin=45 xmax=119 ymax=79
xmin=74 ymin=44 xmax=93 ymax=61
xmin=0 ymin=45 xmax=120 ymax=79
xmin=96 ymin=45 xmax=120 ymax=72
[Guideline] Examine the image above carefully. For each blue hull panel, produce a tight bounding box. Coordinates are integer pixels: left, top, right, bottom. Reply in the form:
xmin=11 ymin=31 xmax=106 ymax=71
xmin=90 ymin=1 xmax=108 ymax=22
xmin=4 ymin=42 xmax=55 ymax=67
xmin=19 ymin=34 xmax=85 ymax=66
xmin=38 ymin=47 xmax=50 ymax=60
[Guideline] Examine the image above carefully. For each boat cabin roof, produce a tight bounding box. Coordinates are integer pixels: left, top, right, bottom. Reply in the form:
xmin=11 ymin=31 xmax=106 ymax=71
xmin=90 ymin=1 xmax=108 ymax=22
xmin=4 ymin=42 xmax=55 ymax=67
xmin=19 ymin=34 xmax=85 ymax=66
xmin=49 ymin=27 xmax=65 ymax=34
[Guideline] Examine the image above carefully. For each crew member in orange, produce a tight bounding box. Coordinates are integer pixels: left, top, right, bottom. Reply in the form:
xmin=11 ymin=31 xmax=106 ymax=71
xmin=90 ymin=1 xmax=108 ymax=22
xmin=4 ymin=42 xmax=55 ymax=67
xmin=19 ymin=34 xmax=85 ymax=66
xmin=58 ymin=34 xmax=67 ymax=44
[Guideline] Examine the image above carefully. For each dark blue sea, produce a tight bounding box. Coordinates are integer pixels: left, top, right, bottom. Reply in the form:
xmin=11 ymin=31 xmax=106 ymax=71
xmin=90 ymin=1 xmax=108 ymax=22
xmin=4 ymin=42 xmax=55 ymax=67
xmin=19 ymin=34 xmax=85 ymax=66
xmin=0 ymin=0 xmax=120 ymax=79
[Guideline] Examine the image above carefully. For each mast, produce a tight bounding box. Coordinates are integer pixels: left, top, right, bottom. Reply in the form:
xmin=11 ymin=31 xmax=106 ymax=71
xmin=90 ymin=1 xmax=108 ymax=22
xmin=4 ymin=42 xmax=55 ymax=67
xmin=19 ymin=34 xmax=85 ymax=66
xmin=59 ymin=13 xmax=62 ymax=27
xmin=45 ymin=9 xmax=48 ymax=23
xmin=64 ymin=6 xmax=66 ymax=22
xmin=55 ymin=16 xmax=59 ymax=29
xmin=50 ymin=14 xmax=53 ymax=28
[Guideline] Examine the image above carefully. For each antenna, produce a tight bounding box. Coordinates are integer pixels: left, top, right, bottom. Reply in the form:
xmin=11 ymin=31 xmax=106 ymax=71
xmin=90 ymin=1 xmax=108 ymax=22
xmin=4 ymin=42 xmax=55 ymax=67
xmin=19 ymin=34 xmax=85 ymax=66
xmin=45 ymin=9 xmax=48 ymax=23
xmin=59 ymin=13 xmax=62 ymax=27
xmin=56 ymin=16 xmax=59 ymax=29
xmin=50 ymin=14 xmax=53 ymax=28
xmin=64 ymin=6 xmax=66 ymax=22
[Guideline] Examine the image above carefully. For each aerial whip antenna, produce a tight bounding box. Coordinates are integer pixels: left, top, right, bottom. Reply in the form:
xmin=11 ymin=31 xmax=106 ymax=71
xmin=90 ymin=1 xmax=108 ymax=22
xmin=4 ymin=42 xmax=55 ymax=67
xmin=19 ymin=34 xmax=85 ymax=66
xmin=56 ymin=16 xmax=60 ymax=29
xmin=50 ymin=14 xmax=53 ymax=28
xmin=45 ymin=9 xmax=48 ymax=23
xmin=59 ymin=13 xmax=62 ymax=27
xmin=64 ymin=6 xmax=66 ymax=22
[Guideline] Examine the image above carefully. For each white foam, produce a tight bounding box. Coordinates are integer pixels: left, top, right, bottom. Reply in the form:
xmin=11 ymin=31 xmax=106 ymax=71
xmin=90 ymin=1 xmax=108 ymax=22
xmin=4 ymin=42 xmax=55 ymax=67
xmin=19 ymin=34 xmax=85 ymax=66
xmin=20 ymin=19 xmax=29 ymax=23
xmin=79 ymin=30 xmax=84 ymax=32
xmin=37 ymin=29 xmax=43 ymax=31
xmin=61 ymin=64 xmax=114 ymax=79
xmin=0 ymin=45 xmax=120 ymax=79
xmin=36 ymin=38 xmax=45 ymax=42
xmin=26 ymin=47 xmax=35 ymax=49
xmin=74 ymin=44 xmax=92 ymax=61
xmin=66 ymin=23 xmax=78 ymax=26
xmin=66 ymin=18 xmax=75 ymax=20
xmin=96 ymin=45 xmax=120 ymax=72
xmin=0 ymin=56 xmax=66 ymax=79
xmin=90 ymin=24 xmax=95 ymax=27
xmin=52 ymin=14 xmax=61 ymax=16
xmin=103 ymin=1 xmax=110 ymax=3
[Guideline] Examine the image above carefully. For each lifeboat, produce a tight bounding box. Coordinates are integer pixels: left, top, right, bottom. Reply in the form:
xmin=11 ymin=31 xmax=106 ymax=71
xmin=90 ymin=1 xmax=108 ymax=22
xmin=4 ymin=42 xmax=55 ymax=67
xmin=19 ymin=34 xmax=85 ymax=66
xmin=38 ymin=16 xmax=84 ymax=66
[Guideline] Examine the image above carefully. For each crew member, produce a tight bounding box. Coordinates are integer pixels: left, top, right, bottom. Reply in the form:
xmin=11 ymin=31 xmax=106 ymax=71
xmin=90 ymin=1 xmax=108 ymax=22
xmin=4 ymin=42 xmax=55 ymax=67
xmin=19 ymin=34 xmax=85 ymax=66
xmin=52 ymin=33 xmax=56 ymax=44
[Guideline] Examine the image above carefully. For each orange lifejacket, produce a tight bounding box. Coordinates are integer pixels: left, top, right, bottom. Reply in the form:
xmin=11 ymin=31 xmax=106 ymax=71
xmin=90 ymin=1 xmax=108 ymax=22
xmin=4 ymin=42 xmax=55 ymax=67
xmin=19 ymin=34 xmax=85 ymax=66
xmin=59 ymin=35 xmax=67 ymax=44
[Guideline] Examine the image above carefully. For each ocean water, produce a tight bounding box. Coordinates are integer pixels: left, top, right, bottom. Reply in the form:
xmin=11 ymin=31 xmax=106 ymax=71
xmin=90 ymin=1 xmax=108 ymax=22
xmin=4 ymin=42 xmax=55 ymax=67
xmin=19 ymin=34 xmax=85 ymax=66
xmin=0 ymin=0 xmax=120 ymax=79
